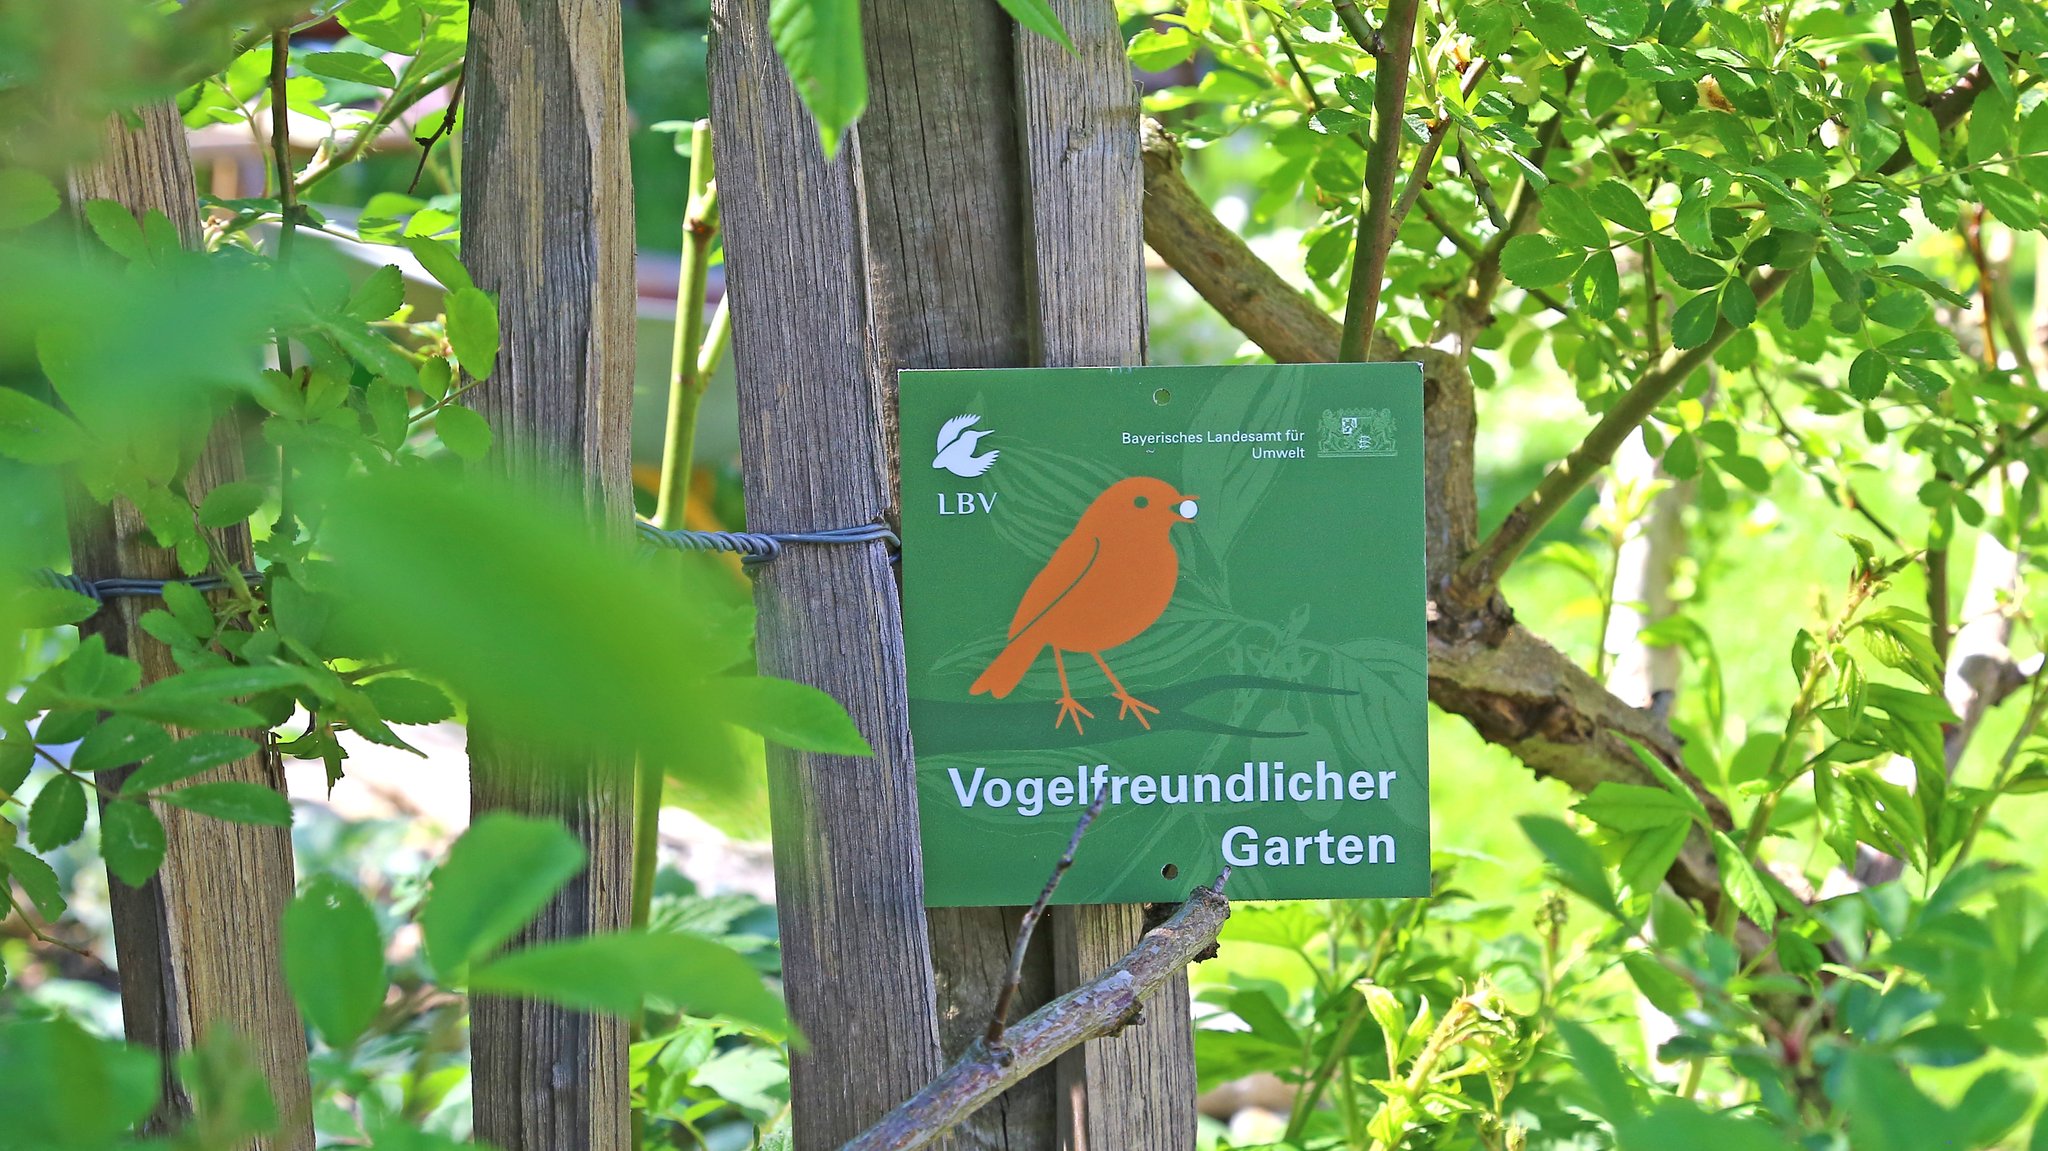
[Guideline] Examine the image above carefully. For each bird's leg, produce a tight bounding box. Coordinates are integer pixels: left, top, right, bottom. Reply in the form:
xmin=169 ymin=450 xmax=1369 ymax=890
xmin=1090 ymin=652 xmax=1159 ymax=730
xmin=1052 ymin=649 xmax=1093 ymax=734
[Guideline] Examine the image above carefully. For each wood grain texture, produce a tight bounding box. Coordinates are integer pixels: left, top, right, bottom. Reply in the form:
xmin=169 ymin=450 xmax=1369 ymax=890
xmin=64 ymin=102 xmax=314 ymax=1151
xmin=460 ymin=2 xmax=637 ymax=1148
xmin=1014 ymin=5 xmax=1197 ymax=1148
xmin=706 ymin=3 xmax=950 ymax=1150
xmin=854 ymin=3 xmax=1064 ymax=1146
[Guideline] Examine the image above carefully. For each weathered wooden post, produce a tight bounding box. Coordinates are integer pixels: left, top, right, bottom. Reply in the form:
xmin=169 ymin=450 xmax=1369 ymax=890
xmin=709 ymin=1 xmax=1197 ymax=1146
xmin=64 ymin=104 xmax=314 ymax=1150
xmin=459 ymin=2 xmax=638 ymax=1148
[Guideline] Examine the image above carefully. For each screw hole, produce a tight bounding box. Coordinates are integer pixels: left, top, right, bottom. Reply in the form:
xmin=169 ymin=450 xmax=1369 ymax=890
xmin=1161 ymin=863 xmax=1180 ymax=880
xmin=1152 ymin=387 xmax=1172 ymax=405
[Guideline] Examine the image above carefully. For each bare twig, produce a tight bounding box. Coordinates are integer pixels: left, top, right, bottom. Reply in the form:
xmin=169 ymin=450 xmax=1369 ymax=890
xmin=291 ymin=62 xmax=464 ymax=195
xmin=405 ymin=71 xmax=466 ymax=194
xmin=839 ymin=875 xmax=1231 ymax=1151
xmin=987 ymin=783 xmax=1109 ymax=1047
xmin=1337 ymin=0 xmax=1423 ymax=361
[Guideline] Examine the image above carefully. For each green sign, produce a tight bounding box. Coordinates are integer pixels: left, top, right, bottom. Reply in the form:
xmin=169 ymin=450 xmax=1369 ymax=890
xmin=899 ymin=364 xmax=1428 ymax=906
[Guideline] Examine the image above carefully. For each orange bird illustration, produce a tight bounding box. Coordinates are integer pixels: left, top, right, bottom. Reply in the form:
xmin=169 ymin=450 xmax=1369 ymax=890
xmin=969 ymin=477 xmax=1198 ymax=734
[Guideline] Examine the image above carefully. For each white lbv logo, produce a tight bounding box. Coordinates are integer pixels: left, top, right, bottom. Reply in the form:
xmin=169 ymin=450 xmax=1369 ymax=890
xmin=933 ymin=414 xmax=999 ymax=478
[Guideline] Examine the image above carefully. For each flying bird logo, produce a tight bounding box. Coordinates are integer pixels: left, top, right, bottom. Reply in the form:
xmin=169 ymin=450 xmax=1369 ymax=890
xmin=969 ymin=477 xmax=1199 ymax=734
xmin=933 ymin=414 xmax=999 ymax=478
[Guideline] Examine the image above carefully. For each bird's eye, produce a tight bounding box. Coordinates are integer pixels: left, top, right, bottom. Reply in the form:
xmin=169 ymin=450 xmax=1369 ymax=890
xmin=1133 ymin=495 xmax=1149 ymax=509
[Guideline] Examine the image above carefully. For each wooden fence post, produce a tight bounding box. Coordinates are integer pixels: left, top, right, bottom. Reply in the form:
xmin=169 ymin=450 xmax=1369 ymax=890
xmin=1016 ymin=5 xmax=1201 ymax=1147
xmin=710 ymin=1 xmax=1199 ymax=1147
xmin=64 ymin=103 xmax=315 ymax=1150
xmin=459 ymin=2 xmax=638 ymax=1148
xmin=706 ymin=4 xmax=951 ymax=1150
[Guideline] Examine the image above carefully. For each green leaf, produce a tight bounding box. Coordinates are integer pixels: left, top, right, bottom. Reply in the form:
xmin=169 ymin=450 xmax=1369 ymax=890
xmin=73 ymin=716 xmax=172 ymax=774
xmin=1668 ymin=291 xmax=1720 ymax=348
xmin=1902 ymin=104 xmax=1942 ymax=168
xmin=0 ymin=168 xmax=59 ymax=230
xmin=3 ymin=846 xmax=65 ymax=919
xmin=162 ymin=579 xmax=215 ymax=638
xmin=1842 ymin=1051 xmax=1954 ymax=1151
xmin=1541 ymin=185 xmax=1610 ymax=249
xmin=360 ymin=677 xmax=455 ymax=725
xmin=100 ymin=801 xmax=167 ymax=886
xmin=1578 ymin=0 xmax=1649 ymax=41
xmin=1570 ymin=249 xmax=1622 ymax=318
xmin=434 ymin=403 xmax=492 ymax=461
xmin=0 ymin=740 xmax=31 ymax=796
xmin=421 ymin=813 xmax=586 ymax=979
xmin=123 ymin=734 xmax=259 ymax=794
xmin=444 ymin=286 xmax=500 ymax=381
xmin=469 ymin=930 xmax=792 ymax=1038
xmin=769 ymin=0 xmax=868 ymax=155
xmin=1948 ymin=0 xmax=2013 ymax=98
xmin=1973 ymin=170 xmax=2040 ymax=231
xmin=1500 ymin=234 xmax=1585 ymax=289
xmin=1649 ymin=234 xmax=1725 ymax=289
xmin=302 ymin=50 xmax=397 ymax=88
xmin=27 ymin=774 xmax=87 ymax=850
xmin=1711 ymin=830 xmax=1773 ymax=926
xmin=1719 ymin=276 xmax=1757 ymax=327
xmin=402 ymin=236 xmax=474 ymax=294
xmin=1587 ymin=179 xmax=1653 ymax=231
xmin=703 ymin=676 xmax=871 ymax=755
xmin=0 ymin=387 xmax=89 ymax=465
xmin=1554 ymin=1021 xmax=1635 ymax=1120
xmin=1881 ymin=329 xmax=1960 ymax=361
xmin=282 ymin=875 xmax=388 ymax=1047
xmin=197 ymin=480 xmax=266 ymax=529
xmin=345 ymin=263 xmax=406 ymax=322
xmin=1572 ymin=781 xmax=1697 ymax=832
xmin=83 ymin=199 xmax=147 ymax=261
xmin=157 ymin=781 xmax=294 ymax=827
xmin=1779 ymin=265 xmax=1814 ymax=329
xmin=1519 ymin=815 xmax=1619 ymax=916
xmin=1848 ymin=349 xmax=1890 ymax=400
xmin=1128 ymin=26 xmax=1196 ymax=71
xmin=993 ymin=0 xmax=1073 ymax=50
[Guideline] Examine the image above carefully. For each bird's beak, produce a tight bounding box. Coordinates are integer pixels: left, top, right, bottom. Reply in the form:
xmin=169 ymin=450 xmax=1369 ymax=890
xmin=1175 ymin=496 xmax=1199 ymax=521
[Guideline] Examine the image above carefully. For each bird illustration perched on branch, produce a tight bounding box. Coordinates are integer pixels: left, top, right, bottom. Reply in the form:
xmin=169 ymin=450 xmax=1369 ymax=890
xmin=970 ymin=476 xmax=1198 ymax=734
xmin=933 ymin=414 xmax=999 ymax=477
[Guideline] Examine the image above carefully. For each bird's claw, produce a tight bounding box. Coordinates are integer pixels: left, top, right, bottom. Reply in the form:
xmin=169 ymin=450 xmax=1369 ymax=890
xmin=1114 ymin=691 xmax=1159 ymax=730
xmin=1054 ymin=695 xmax=1095 ymax=734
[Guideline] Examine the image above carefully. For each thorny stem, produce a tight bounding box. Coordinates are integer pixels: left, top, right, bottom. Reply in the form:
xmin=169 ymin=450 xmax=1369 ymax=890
xmin=1336 ymin=0 xmax=1422 ymax=361
xmin=291 ymin=62 xmax=464 ymax=196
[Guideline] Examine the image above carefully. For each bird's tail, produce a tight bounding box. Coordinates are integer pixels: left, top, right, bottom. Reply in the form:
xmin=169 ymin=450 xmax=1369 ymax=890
xmin=970 ymin=633 xmax=1044 ymax=698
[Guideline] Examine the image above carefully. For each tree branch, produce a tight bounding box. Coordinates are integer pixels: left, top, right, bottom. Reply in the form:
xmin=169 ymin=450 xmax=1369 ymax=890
xmin=1141 ymin=121 xmax=1344 ymax=363
xmin=1889 ymin=2 xmax=1927 ymax=104
xmin=1337 ymin=0 xmax=1422 ymax=361
xmin=1446 ymin=264 xmax=1798 ymax=612
xmin=839 ymin=877 xmax=1231 ymax=1151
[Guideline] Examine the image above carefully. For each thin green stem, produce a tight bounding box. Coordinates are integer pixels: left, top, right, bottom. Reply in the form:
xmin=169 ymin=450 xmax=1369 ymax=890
xmin=634 ymin=122 xmax=720 ymax=1151
xmin=652 ymin=121 xmax=720 ymax=534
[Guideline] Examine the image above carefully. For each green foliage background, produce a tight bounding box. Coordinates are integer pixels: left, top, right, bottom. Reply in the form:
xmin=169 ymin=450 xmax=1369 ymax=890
xmin=3 ymin=0 xmax=2048 ymax=1149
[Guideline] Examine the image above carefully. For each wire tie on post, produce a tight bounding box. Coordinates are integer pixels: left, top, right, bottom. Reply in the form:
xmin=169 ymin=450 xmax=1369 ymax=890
xmin=31 ymin=517 xmax=899 ymax=617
